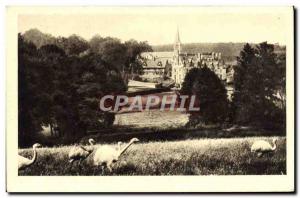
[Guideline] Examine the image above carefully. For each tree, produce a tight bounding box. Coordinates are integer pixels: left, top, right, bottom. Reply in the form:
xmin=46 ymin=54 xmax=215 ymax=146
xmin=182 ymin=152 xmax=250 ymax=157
xmin=19 ymin=34 xmax=128 ymax=146
xmin=275 ymin=53 xmax=286 ymax=110
xmin=23 ymin=28 xmax=56 ymax=48
xmin=124 ymin=39 xmax=152 ymax=75
xmin=74 ymin=54 xmax=127 ymax=135
xmin=231 ymin=43 xmax=256 ymax=123
xmin=89 ymin=36 xmax=152 ymax=82
xmin=89 ymin=36 xmax=126 ymax=70
xmin=18 ymin=35 xmax=62 ymax=146
xmin=181 ymin=67 xmax=229 ymax=124
xmin=55 ymin=34 xmax=89 ymax=56
xmin=18 ymin=29 xmax=149 ymax=146
xmin=232 ymin=42 xmax=285 ymax=130
xmin=164 ymin=60 xmax=172 ymax=77
xmin=18 ymin=34 xmax=39 ymax=147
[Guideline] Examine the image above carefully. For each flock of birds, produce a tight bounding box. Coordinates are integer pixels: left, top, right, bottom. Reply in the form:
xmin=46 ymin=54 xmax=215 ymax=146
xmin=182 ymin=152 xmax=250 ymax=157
xmin=18 ymin=137 xmax=278 ymax=173
xmin=18 ymin=137 xmax=140 ymax=173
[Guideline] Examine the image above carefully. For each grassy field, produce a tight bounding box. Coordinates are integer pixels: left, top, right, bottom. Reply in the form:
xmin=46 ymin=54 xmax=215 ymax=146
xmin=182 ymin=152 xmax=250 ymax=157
xmin=18 ymin=136 xmax=286 ymax=176
xmin=114 ymin=110 xmax=189 ymax=129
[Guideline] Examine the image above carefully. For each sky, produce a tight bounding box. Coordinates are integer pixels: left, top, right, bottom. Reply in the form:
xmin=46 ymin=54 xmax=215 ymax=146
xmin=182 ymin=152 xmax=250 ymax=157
xmin=18 ymin=7 xmax=291 ymax=45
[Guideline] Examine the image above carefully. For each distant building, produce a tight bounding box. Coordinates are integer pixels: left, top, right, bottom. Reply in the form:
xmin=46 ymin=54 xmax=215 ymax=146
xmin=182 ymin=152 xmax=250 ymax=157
xmin=171 ymin=29 xmax=226 ymax=85
xmin=141 ymin=28 xmax=236 ymax=100
xmin=141 ymin=52 xmax=173 ymax=80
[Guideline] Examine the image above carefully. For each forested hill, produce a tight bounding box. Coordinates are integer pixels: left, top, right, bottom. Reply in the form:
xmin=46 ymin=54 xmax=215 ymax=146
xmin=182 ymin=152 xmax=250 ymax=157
xmin=152 ymin=43 xmax=286 ymax=61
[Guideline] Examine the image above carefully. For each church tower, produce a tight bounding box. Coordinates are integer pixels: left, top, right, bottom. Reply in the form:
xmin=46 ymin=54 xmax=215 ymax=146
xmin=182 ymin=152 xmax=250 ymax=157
xmin=174 ymin=27 xmax=181 ymax=55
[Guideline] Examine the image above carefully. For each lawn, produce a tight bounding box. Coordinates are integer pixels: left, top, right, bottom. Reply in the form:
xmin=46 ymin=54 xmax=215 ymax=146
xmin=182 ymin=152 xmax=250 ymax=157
xmin=18 ymin=136 xmax=286 ymax=176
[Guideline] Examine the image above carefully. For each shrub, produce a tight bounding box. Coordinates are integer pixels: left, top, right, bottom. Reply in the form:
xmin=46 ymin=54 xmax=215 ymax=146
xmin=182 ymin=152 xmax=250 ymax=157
xmin=181 ymin=67 xmax=229 ymax=125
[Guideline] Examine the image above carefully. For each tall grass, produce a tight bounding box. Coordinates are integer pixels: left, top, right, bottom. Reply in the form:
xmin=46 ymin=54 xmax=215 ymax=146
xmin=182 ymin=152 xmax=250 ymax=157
xmin=18 ymin=137 xmax=286 ymax=176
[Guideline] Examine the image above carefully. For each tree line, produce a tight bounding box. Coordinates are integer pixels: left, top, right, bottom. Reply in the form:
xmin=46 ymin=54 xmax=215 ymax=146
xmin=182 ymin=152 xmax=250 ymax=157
xmin=152 ymin=42 xmax=285 ymax=61
xmin=181 ymin=42 xmax=286 ymax=131
xmin=18 ymin=29 xmax=152 ymax=147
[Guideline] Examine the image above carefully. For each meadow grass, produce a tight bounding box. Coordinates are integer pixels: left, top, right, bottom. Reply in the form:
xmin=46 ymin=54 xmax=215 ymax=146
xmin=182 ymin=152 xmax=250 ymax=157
xmin=18 ymin=136 xmax=286 ymax=176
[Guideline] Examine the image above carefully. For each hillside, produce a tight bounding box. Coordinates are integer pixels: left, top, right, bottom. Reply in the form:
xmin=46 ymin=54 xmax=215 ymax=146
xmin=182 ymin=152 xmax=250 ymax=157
xmin=21 ymin=29 xmax=286 ymax=60
xmin=152 ymin=43 xmax=286 ymax=61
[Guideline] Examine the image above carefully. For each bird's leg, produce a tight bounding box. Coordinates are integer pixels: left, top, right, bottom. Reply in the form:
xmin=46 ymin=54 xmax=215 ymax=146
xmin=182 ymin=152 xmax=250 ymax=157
xmin=101 ymin=166 xmax=105 ymax=175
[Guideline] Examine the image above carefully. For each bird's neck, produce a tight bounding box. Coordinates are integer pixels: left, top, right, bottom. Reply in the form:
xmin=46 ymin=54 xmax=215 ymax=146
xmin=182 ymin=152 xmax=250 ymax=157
xmin=272 ymin=141 xmax=277 ymax=151
xmin=118 ymin=141 xmax=133 ymax=156
xmin=30 ymin=147 xmax=37 ymax=165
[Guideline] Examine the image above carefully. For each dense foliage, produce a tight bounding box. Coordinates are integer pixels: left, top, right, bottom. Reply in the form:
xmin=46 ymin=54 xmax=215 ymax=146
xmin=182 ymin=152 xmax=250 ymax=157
xmin=232 ymin=43 xmax=286 ymax=130
xmin=181 ymin=42 xmax=285 ymax=130
xmin=181 ymin=67 xmax=229 ymax=125
xmin=18 ymin=29 xmax=152 ymax=147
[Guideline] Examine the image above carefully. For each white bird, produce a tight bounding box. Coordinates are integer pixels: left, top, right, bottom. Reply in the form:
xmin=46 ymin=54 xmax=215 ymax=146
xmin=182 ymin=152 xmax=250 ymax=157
xmin=18 ymin=143 xmax=42 ymax=170
xmin=93 ymin=138 xmax=139 ymax=173
xmin=251 ymin=138 xmax=278 ymax=157
xmin=68 ymin=138 xmax=96 ymax=164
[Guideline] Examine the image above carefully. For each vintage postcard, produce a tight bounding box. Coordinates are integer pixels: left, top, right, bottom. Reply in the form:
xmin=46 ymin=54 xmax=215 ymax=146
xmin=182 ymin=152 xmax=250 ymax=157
xmin=6 ymin=6 xmax=294 ymax=192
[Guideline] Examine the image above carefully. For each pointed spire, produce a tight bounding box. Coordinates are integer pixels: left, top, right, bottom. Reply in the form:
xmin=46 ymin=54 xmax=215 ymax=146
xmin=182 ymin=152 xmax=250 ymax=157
xmin=174 ymin=26 xmax=181 ymax=55
xmin=175 ymin=26 xmax=181 ymax=43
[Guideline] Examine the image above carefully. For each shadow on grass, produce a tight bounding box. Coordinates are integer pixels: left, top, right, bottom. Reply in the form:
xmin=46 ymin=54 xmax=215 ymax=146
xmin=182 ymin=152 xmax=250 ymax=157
xmin=80 ymin=126 xmax=285 ymax=146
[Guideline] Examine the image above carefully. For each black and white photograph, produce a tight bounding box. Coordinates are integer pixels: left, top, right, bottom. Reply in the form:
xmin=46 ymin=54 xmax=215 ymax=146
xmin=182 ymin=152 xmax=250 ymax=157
xmin=6 ymin=6 xmax=294 ymax=192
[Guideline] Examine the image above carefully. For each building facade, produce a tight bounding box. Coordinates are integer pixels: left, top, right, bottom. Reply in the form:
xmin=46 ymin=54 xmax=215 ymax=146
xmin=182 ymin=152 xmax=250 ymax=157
xmin=141 ymin=29 xmax=236 ymax=99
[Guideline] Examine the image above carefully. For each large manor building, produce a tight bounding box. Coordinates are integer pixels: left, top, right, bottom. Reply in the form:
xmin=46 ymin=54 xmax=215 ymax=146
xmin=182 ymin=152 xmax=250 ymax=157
xmin=141 ymin=29 xmax=235 ymax=99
